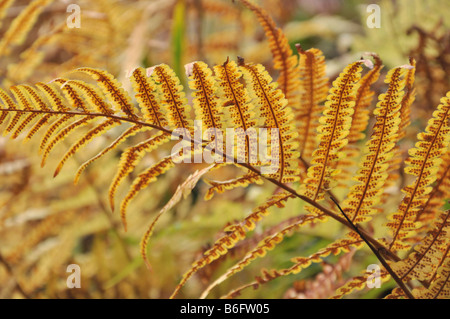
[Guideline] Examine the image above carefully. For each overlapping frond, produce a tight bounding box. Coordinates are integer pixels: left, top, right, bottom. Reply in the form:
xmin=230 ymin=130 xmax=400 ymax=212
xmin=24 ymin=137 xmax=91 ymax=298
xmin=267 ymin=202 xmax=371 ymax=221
xmin=0 ymin=0 xmax=53 ymax=57
xmin=237 ymin=0 xmax=301 ymax=110
xmin=412 ymin=254 xmax=450 ymax=299
xmin=300 ymin=61 xmax=364 ymax=201
xmin=200 ymin=213 xmax=328 ymax=298
xmin=239 ymin=59 xmax=300 ymax=183
xmin=295 ymin=45 xmax=328 ymax=160
xmin=341 ymin=65 xmax=409 ymax=224
xmin=171 ymin=192 xmax=294 ymax=298
xmin=391 ymin=210 xmax=450 ymax=282
xmin=331 ymin=267 xmax=390 ymax=299
xmin=220 ymin=232 xmax=365 ymax=298
xmin=387 ymin=92 xmax=450 ymax=251
xmin=337 ymin=54 xmax=383 ymax=179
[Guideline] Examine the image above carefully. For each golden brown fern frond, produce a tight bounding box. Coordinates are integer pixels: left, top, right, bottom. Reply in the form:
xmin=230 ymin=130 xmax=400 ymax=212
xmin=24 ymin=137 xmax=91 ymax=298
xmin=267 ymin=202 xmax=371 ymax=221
xmin=387 ymin=92 xmax=450 ymax=251
xmin=170 ymin=192 xmax=294 ymax=298
xmin=204 ymin=170 xmax=263 ymax=201
xmin=300 ymin=61 xmax=364 ymax=202
xmin=239 ymin=59 xmax=300 ymax=183
xmin=341 ymin=65 xmax=409 ymax=224
xmin=237 ymin=0 xmax=300 ymax=110
xmin=219 ymin=231 xmax=365 ymax=298
xmin=391 ymin=210 xmax=449 ymax=282
xmin=200 ymin=212 xmax=328 ymax=298
xmin=0 ymin=0 xmax=53 ymax=57
xmin=336 ymin=53 xmax=383 ymax=179
xmin=295 ymin=45 xmax=328 ymax=161
xmin=412 ymin=254 xmax=450 ymax=299
xmin=331 ymin=267 xmax=391 ymax=299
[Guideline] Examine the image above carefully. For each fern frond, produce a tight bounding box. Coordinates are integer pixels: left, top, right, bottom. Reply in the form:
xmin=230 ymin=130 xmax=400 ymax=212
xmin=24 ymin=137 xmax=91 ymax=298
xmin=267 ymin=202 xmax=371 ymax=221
xmin=200 ymin=213 xmax=327 ymax=298
xmin=171 ymin=192 xmax=294 ymax=298
xmin=0 ymin=0 xmax=53 ymax=56
xmin=237 ymin=0 xmax=300 ymax=110
xmin=220 ymin=232 xmax=365 ymax=298
xmin=337 ymin=53 xmax=383 ymax=179
xmin=412 ymin=254 xmax=450 ymax=299
xmin=416 ymin=149 xmax=450 ymax=226
xmin=53 ymin=118 xmax=121 ymax=177
xmin=295 ymin=45 xmax=328 ymax=160
xmin=120 ymin=156 xmax=175 ymax=230
xmin=130 ymin=67 xmax=168 ymax=127
xmin=331 ymin=268 xmax=390 ymax=299
xmin=213 ymin=58 xmax=256 ymax=162
xmin=140 ymin=165 xmax=215 ymax=269
xmin=391 ymin=210 xmax=450 ymax=282
xmin=300 ymin=61 xmax=364 ymax=201
xmin=150 ymin=64 xmax=193 ymax=135
xmin=341 ymin=65 xmax=408 ymax=224
xmin=239 ymin=59 xmax=300 ymax=183
xmin=73 ymin=124 xmax=146 ymax=185
xmin=108 ymin=131 xmax=171 ymax=211
xmin=204 ymin=171 xmax=263 ymax=201
xmin=387 ymin=91 xmax=450 ymax=251
xmin=72 ymin=68 xmax=137 ymax=119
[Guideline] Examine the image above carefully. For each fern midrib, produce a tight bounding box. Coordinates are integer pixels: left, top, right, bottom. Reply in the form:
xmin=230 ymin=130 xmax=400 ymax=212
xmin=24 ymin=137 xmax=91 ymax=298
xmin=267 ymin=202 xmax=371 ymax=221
xmin=194 ymin=66 xmax=221 ymax=152
xmin=313 ymin=67 xmax=355 ymax=201
xmin=222 ymin=63 xmax=250 ymax=158
xmin=432 ymin=260 xmax=450 ymax=299
xmin=0 ymin=108 xmax=174 ymax=136
xmin=389 ymin=105 xmax=450 ymax=250
xmin=416 ymin=162 xmax=450 ymax=221
xmin=136 ymin=72 xmax=163 ymax=127
xmin=159 ymin=69 xmax=189 ymax=135
xmin=299 ymin=52 xmax=314 ymax=157
xmin=246 ymin=65 xmax=285 ymax=182
xmin=351 ymin=73 xmax=399 ymax=222
xmin=401 ymin=210 xmax=450 ymax=280
xmin=93 ymin=72 xmax=136 ymax=119
xmin=241 ymin=0 xmax=289 ymax=96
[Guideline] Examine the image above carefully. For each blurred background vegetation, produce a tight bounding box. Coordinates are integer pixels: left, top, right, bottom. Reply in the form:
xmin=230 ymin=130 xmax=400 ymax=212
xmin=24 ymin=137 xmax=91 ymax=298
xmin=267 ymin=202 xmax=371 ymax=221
xmin=0 ymin=0 xmax=448 ymax=298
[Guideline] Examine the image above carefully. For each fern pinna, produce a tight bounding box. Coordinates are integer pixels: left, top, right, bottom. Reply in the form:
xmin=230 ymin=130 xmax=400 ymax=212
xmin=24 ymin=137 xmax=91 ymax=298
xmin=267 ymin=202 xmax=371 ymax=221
xmin=0 ymin=0 xmax=449 ymax=299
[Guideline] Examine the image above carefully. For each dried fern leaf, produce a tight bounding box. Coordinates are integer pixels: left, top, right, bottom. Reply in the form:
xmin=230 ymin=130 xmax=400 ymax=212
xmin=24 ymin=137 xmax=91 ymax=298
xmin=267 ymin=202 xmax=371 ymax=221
xmin=331 ymin=268 xmax=390 ymax=299
xmin=220 ymin=232 xmax=365 ymax=298
xmin=337 ymin=53 xmax=383 ymax=179
xmin=72 ymin=68 xmax=136 ymax=118
xmin=300 ymin=61 xmax=364 ymax=201
xmin=412 ymin=254 xmax=450 ymax=299
xmin=140 ymin=165 xmax=215 ymax=269
xmin=341 ymin=66 xmax=408 ymax=224
xmin=415 ymin=149 xmax=450 ymax=226
xmin=387 ymin=91 xmax=450 ymax=251
xmin=296 ymin=45 xmax=328 ymax=160
xmin=53 ymin=118 xmax=121 ymax=177
xmin=74 ymin=124 xmax=146 ymax=185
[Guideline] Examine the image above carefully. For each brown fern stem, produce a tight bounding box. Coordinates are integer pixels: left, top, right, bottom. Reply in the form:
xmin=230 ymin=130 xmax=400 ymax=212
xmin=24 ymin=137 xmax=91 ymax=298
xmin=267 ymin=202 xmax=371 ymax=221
xmin=330 ymin=197 xmax=415 ymax=299
xmin=0 ymin=108 xmax=400 ymax=264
